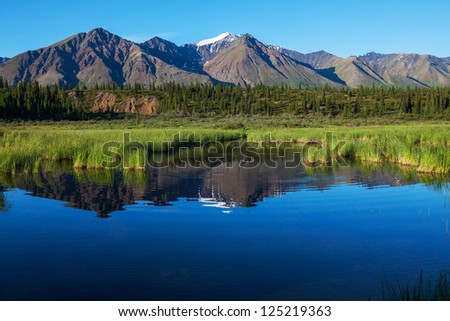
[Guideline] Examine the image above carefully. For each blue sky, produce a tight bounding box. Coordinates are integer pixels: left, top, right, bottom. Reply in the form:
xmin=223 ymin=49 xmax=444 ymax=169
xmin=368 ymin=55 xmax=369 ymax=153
xmin=1 ymin=0 xmax=450 ymax=58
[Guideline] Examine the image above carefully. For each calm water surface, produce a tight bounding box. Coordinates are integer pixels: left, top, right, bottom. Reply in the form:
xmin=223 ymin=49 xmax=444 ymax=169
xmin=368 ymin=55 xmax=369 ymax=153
xmin=0 ymin=160 xmax=449 ymax=300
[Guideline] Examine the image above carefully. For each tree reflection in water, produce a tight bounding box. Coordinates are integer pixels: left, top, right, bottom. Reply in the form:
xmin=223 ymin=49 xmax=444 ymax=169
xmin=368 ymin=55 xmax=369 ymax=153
xmin=1 ymin=159 xmax=448 ymax=218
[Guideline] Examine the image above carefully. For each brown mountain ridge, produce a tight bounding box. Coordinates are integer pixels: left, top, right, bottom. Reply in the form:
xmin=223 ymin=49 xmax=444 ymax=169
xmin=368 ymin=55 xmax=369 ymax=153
xmin=1 ymin=28 xmax=450 ymax=88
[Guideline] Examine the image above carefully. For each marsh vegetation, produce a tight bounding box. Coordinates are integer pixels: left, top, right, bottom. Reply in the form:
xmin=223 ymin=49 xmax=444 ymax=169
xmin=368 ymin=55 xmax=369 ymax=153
xmin=0 ymin=120 xmax=449 ymax=174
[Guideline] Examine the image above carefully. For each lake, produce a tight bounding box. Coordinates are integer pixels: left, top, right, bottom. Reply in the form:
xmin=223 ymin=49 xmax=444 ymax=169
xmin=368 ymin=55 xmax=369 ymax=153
xmin=0 ymin=155 xmax=449 ymax=300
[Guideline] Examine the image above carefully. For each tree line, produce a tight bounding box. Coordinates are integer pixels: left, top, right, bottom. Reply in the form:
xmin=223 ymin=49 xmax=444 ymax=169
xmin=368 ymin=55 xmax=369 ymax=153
xmin=1 ymin=77 xmax=450 ymax=120
xmin=0 ymin=78 xmax=84 ymax=120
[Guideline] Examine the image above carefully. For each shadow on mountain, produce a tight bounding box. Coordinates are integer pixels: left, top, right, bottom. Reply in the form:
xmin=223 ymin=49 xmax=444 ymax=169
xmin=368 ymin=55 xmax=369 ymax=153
xmin=142 ymin=38 xmax=207 ymax=75
xmin=317 ymin=67 xmax=347 ymax=86
xmin=407 ymin=76 xmax=431 ymax=88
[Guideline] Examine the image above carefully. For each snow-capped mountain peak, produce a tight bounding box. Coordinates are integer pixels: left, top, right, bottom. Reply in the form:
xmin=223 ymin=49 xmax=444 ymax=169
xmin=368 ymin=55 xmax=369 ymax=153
xmin=195 ymin=33 xmax=241 ymax=61
xmin=196 ymin=32 xmax=238 ymax=46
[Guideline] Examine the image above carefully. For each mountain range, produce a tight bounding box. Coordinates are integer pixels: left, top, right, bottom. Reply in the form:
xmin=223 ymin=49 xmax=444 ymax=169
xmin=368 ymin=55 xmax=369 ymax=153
xmin=1 ymin=28 xmax=450 ymax=88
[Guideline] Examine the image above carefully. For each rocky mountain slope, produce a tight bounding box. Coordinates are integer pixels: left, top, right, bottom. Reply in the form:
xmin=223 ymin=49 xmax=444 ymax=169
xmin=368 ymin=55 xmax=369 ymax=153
xmin=141 ymin=36 xmax=204 ymax=73
xmin=0 ymin=28 xmax=211 ymax=87
xmin=276 ymin=47 xmax=450 ymax=88
xmin=204 ymin=35 xmax=341 ymax=87
xmin=357 ymin=52 xmax=450 ymax=87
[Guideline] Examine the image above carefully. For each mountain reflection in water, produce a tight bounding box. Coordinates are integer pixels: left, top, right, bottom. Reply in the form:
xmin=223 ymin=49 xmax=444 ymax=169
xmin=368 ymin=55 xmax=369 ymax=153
xmin=2 ymin=160 xmax=448 ymax=217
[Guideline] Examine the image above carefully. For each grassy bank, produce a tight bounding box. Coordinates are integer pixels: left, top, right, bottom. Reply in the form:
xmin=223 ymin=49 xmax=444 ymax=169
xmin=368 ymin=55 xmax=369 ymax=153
xmin=0 ymin=128 xmax=245 ymax=172
xmin=246 ymin=124 xmax=450 ymax=173
xmin=0 ymin=119 xmax=449 ymax=173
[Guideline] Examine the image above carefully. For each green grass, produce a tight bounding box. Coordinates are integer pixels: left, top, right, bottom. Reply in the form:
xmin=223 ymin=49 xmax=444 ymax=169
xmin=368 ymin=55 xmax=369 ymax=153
xmin=1 ymin=113 xmax=449 ymax=131
xmin=0 ymin=128 xmax=245 ymax=172
xmin=0 ymin=119 xmax=449 ymax=173
xmin=246 ymin=124 xmax=450 ymax=173
xmin=382 ymin=271 xmax=450 ymax=301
